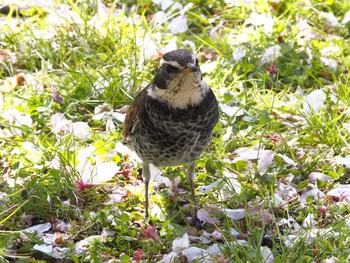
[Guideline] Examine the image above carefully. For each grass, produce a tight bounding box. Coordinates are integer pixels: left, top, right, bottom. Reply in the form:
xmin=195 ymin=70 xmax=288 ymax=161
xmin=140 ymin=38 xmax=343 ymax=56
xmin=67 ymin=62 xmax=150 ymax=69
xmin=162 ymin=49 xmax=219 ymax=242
xmin=1 ymin=0 xmax=350 ymax=262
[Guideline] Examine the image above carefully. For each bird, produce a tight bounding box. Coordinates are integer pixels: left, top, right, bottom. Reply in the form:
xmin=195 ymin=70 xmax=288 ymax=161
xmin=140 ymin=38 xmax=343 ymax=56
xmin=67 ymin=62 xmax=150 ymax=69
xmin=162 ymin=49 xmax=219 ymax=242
xmin=122 ymin=49 xmax=219 ymax=221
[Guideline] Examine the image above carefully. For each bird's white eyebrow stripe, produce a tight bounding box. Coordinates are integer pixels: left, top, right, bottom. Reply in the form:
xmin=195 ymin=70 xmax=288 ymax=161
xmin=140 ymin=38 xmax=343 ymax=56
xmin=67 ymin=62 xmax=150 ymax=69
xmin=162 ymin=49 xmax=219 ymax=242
xmin=162 ymin=60 xmax=182 ymax=69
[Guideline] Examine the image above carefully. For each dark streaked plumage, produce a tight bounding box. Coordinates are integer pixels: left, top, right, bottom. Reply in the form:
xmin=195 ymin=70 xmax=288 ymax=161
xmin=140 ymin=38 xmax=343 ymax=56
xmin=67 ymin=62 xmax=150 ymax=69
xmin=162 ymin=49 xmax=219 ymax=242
xmin=123 ymin=49 xmax=219 ymax=220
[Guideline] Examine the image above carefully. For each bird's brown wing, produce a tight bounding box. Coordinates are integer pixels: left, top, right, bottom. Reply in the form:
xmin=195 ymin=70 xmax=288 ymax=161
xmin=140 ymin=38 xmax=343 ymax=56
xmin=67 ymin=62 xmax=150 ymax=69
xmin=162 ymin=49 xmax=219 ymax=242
xmin=122 ymin=87 xmax=148 ymax=140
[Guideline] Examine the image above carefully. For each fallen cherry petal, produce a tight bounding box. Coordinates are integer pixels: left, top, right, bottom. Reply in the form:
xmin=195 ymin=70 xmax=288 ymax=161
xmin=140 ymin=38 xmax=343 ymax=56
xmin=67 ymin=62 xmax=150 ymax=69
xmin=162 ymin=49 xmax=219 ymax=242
xmin=197 ymin=209 xmax=220 ymax=224
xmin=141 ymin=225 xmax=160 ymax=241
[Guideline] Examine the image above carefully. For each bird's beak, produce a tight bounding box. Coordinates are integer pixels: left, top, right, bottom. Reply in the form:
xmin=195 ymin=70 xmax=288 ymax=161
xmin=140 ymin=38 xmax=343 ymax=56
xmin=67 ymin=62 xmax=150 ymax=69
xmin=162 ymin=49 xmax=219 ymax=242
xmin=181 ymin=63 xmax=197 ymax=75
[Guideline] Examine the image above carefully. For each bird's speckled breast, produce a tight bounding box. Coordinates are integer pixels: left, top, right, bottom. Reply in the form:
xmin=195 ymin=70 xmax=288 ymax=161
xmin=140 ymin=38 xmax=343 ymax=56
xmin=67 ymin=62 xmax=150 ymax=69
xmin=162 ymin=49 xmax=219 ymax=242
xmin=130 ymin=89 xmax=219 ymax=167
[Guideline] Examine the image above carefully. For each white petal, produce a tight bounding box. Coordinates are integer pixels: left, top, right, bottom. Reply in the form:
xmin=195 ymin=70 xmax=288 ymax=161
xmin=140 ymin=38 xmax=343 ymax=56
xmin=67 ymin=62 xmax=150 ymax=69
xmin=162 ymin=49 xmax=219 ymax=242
xmin=21 ymin=222 xmax=51 ymax=240
xmin=153 ymin=11 xmax=167 ymax=24
xmin=200 ymin=61 xmax=217 ymax=74
xmin=328 ymin=184 xmax=350 ymax=197
xmin=234 ymin=148 xmax=259 ymax=160
xmin=320 ymin=12 xmax=339 ymax=26
xmin=303 ymin=89 xmax=326 ymax=116
xmin=223 ymin=208 xmax=245 ymax=220
xmin=219 ymin=103 xmax=244 ymax=117
xmin=257 ymin=150 xmax=274 ymax=175
xmin=342 ymin=11 xmax=350 ymax=24
xmin=157 ymin=252 xmax=178 ymax=263
xmin=206 ymin=243 xmax=221 ymax=255
xmin=197 ymin=209 xmax=220 ymax=224
xmin=273 ymin=193 xmax=284 ymax=206
xmin=33 ymin=244 xmax=53 ymax=254
xmin=199 ymin=179 xmax=222 ymax=194
xmin=277 ymin=154 xmax=297 ymax=166
xmin=335 ymin=156 xmax=350 ymax=168
xmin=309 ymin=172 xmax=332 ymax=184
xmin=261 ymin=45 xmax=281 ymax=64
xmin=230 ymin=227 xmax=240 ymax=237
xmin=71 ymin=122 xmax=92 ymax=140
xmin=303 ymin=213 xmax=316 ymax=228
xmin=232 ymin=47 xmax=246 ymax=61
xmin=300 ymin=188 xmax=325 ymax=202
xmin=181 ymin=247 xmax=207 ymax=263
xmin=169 ymin=15 xmax=188 ymax=34
xmin=106 ymin=117 xmax=116 ymax=133
xmin=92 ymin=162 xmax=119 ymax=183
xmin=172 ymin=233 xmax=189 ymax=253
xmin=261 ymin=246 xmax=274 ymax=263
xmin=154 ymin=174 xmax=172 ymax=187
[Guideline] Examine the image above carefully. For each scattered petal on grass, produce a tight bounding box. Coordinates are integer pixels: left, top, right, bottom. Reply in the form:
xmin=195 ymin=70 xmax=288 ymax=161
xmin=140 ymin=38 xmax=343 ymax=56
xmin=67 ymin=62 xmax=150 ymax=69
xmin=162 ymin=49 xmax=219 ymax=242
xmin=172 ymin=233 xmax=189 ymax=253
xmin=157 ymin=252 xmax=178 ymax=263
xmin=245 ymin=12 xmax=275 ymax=35
xmin=55 ymin=221 xmax=71 ymax=232
xmin=303 ymin=89 xmax=326 ymax=116
xmin=320 ymin=12 xmax=339 ymax=27
xmin=232 ymin=47 xmax=246 ymax=61
xmin=334 ymin=156 xmax=350 ymax=168
xmin=273 ymin=193 xmax=284 ymax=206
xmin=142 ymin=225 xmax=160 ymax=241
xmin=206 ymin=243 xmax=221 ymax=255
xmin=75 ymin=235 xmax=105 ymax=255
xmin=197 ymin=209 xmax=220 ymax=224
xmin=182 ymin=247 xmax=207 ymax=263
xmin=303 ymin=214 xmax=316 ymax=228
xmin=300 ymin=188 xmax=325 ymax=202
xmin=219 ymin=103 xmax=244 ymax=117
xmin=169 ymin=15 xmax=188 ymax=34
xmin=201 ymin=61 xmax=217 ymax=74
xmin=264 ymin=133 xmax=282 ymax=144
xmin=277 ymin=154 xmax=297 ymax=166
xmin=257 ymin=150 xmax=274 ymax=175
xmin=75 ymin=180 xmax=96 ymax=193
xmin=266 ymin=63 xmax=278 ymax=74
xmin=51 ymin=113 xmax=72 ymax=134
xmin=101 ymin=229 xmax=116 ymax=237
xmin=230 ymin=227 xmax=240 ymax=237
xmin=52 ymin=90 xmax=65 ymax=105
xmin=320 ymin=57 xmax=337 ymax=70
xmin=20 ymin=222 xmax=51 ymax=240
xmin=342 ymin=10 xmax=350 ymax=24
xmin=260 ymin=246 xmax=274 ymax=263
xmin=71 ymin=122 xmax=92 ymax=140
xmin=133 ymin=248 xmax=144 ymax=262
xmin=153 ymin=11 xmax=167 ymax=24
xmin=111 ymin=112 xmax=126 ymax=123
xmin=328 ymin=184 xmax=350 ymax=198
xmin=222 ymin=126 xmax=232 ymax=141
xmin=199 ymin=179 xmax=222 ymax=194
xmin=223 ymin=208 xmax=245 ymax=220
xmin=92 ymin=162 xmax=119 ymax=183
xmin=309 ymin=172 xmax=332 ymax=184
xmin=33 ymin=244 xmax=71 ymax=259
xmin=33 ymin=244 xmax=53 ymax=254
xmin=152 ymin=0 xmax=174 ymax=10
xmin=154 ymin=174 xmax=172 ymax=187
xmin=115 ymin=142 xmax=142 ymax=163
xmin=260 ymin=45 xmax=281 ymax=64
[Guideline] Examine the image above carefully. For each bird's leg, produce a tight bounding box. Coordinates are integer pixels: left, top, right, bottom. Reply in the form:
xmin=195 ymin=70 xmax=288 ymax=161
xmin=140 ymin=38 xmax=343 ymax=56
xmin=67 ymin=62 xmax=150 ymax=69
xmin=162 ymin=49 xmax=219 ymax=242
xmin=143 ymin=162 xmax=151 ymax=219
xmin=186 ymin=161 xmax=201 ymax=228
xmin=186 ymin=161 xmax=197 ymax=205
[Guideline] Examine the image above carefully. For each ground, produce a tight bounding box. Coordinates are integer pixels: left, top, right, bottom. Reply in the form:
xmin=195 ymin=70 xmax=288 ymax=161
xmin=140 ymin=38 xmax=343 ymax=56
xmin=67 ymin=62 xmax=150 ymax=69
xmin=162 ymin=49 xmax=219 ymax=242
xmin=1 ymin=0 xmax=350 ymax=262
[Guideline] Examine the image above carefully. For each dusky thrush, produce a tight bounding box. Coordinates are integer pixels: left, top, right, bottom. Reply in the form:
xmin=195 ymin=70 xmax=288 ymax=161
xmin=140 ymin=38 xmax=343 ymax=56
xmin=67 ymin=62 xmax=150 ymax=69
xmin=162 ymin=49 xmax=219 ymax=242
xmin=123 ymin=49 xmax=219 ymax=219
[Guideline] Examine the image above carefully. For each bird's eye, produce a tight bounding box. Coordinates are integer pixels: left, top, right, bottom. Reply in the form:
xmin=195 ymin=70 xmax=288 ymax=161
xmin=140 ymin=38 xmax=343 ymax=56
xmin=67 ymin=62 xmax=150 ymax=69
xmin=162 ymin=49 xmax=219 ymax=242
xmin=164 ymin=64 xmax=179 ymax=74
xmin=195 ymin=58 xmax=199 ymax=65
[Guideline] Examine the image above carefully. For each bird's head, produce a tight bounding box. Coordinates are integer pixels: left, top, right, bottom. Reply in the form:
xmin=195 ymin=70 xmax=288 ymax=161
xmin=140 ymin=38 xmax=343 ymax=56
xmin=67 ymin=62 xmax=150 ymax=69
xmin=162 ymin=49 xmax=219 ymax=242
xmin=149 ymin=49 xmax=208 ymax=109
